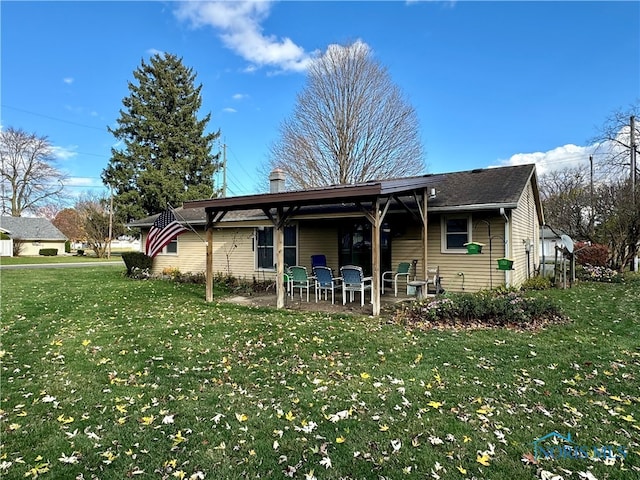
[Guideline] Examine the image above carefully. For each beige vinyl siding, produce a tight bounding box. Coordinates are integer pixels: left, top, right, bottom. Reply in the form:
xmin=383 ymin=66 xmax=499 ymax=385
xmin=21 ymin=240 xmax=67 ymax=256
xmin=149 ymin=231 xmax=206 ymax=275
xmin=510 ymin=181 xmax=540 ymax=286
xmin=298 ymin=222 xmax=339 ymax=272
xmin=149 ymin=229 xmax=253 ymax=278
xmin=389 ymin=214 xmax=507 ymax=293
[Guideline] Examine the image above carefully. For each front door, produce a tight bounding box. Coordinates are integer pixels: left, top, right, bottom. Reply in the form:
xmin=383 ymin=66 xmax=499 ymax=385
xmin=338 ymin=221 xmax=391 ymax=276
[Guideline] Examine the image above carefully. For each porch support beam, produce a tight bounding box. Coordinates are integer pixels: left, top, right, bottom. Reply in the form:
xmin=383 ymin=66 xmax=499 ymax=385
xmin=205 ymin=209 xmax=228 ymax=302
xmin=358 ymin=196 xmax=392 ymax=316
xmin=275 ymin=207 xmax=285 ymax=309
xmin=264 ymin=206 xmax=295 ymax=310
xmin=420 ymin=190 xmax=428 ymax=280
xmin=394 ymin=194 xmax=421 ymax=222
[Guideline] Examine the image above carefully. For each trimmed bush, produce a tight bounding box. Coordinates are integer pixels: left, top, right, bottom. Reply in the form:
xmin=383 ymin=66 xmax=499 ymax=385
xmin=521 ymin=275 xmax=552 ymax=291
xmin=39 ymin=248 xmax=58 ymax=256
xmin=575 ymin=242 xmax=609 ymax=267
xmin=394 ymin=289 xmax=566 ymax=329
xmin=65 ymin=241 xmax=71 ymax=253
xmin=121 ymin=251 xmax=153 ymax=276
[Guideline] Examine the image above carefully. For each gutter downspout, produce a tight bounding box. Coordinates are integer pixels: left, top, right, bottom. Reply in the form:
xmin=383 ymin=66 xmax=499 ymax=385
xmin=500 ymin=208 xmax=510 ymax=287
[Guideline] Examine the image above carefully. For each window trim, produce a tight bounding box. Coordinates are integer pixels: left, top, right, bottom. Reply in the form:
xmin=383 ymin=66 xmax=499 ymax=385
xmin=158 ymin=237 xmax=179 ymax=256
xmin=255 ymin=224 xmax=298 ymax=271
xmin=440 ymin=214 xmax=472 ymax=253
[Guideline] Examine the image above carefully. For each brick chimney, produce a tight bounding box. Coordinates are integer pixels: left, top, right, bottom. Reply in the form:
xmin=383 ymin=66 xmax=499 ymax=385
xmin=269 ymin=168 xmax=286 ymax=193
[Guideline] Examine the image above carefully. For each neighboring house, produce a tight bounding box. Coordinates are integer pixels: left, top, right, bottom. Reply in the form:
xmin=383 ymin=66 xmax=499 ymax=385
xmin=540 ymin=225 xmax=563 ymax=262
xmin=0 ymin=216 xmax=68 ymax=256
xmin=130 ymin=164 xmax=544 ymax=314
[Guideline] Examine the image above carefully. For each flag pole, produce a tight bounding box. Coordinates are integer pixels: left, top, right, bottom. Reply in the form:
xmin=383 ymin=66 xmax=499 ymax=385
xmin=168 ymin=203 xmax=206 ymax=243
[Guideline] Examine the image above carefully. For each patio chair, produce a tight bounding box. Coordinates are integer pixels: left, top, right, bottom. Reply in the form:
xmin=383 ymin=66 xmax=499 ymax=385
xmin=289 ymin=265 xmax=311 ymax=302
xmin=283 ymin=265 xmax=293 ymax=297
xmin=313 ymin=266 xmax=341 ymax=304
xmin=381 ymin=262 xmax=411 ymax=296
xmin=426 ymin=266 xmax=443 ymax=294
xmin=340 ymin=265 xmax=372 ymax=306
xmin=311 ymin=254 xmax=327 ymax=268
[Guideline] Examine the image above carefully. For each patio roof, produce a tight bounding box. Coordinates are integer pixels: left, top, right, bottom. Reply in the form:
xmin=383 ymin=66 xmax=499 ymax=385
xmin=182 ymin=164 xmax=539 ymax=219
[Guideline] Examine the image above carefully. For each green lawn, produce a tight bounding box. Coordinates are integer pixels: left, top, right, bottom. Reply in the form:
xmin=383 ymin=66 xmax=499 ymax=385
xmin=1 ymin=255 xmax=124 ymax=265
xmin=1 ymin=267 xmax=638 ymax=479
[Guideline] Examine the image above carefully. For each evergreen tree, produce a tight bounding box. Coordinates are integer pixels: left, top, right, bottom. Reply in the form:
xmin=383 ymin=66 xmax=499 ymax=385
xmin=103 ymin=53 xmax=220 ymax=220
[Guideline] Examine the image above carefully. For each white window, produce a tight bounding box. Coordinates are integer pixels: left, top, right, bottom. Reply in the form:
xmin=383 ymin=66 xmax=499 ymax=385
xmin=159 ymin=238 xmax=178 ymax=255
xmin=256 ymin=225 xmax=297 ymax=270
xmin=441 ymin=215 xmax=472 ymax=253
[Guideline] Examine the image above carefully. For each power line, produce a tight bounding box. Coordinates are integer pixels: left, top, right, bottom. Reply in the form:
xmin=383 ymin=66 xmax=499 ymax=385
xmin=2 ymin=104 xmax=107 ymax=131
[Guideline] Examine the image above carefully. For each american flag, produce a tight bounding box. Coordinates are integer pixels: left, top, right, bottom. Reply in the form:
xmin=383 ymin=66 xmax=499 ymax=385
xmin=144 ymin=209 xmax=189 ymax=258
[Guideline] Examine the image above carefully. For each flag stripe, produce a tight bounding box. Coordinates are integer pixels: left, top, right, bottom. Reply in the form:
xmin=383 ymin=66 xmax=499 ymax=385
xmin=144 ymin=209 xmax=189 ymax=258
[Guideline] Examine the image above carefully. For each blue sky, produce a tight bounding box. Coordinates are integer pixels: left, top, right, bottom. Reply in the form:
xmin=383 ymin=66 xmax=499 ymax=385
xmin=2 ymin=1 xmax=639 ymax=201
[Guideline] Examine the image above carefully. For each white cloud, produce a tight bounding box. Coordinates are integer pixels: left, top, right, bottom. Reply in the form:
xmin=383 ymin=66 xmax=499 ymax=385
xmin=174 ymin=1 xmax=313 ymax=72
xmin=222 ymin=107 xmax=237 ymax=113
xmin=63 ymin=77 xmax=74 ymax=84
xmin=66 ymin=177 xmax=102 ymax=187
xmin=50 ymin=145 xmax=78 ymax=161
xmin=494 ymin=137 xmax=631 ymax=183
xmin=495 ymin=144 xmax=595 ymax=175
xmin=232 ymin=93 xmax=248 ymax=100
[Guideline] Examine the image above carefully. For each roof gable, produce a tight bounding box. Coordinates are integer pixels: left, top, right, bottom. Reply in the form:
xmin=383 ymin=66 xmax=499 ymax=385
xmin=0 ymin=216 xmax=67 ymax=240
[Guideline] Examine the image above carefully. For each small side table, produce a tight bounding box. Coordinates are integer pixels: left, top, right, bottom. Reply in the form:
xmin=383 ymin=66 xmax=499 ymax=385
xmin=408 ymin=280 xmax=428 ymax=301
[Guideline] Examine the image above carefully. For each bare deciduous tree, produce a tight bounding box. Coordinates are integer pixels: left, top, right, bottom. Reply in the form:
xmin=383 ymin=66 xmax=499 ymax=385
xmin=0 ymin=127 xmax=67 ymax=216
xmin=268 ymin=41 xmax=425 ymax=189
xmin=590 ymin=103 xmax=640 ymax=181
xmin=76 ymin=194 xmax=123 ymax=258
xmin=539 ymin=166 xmax=595 ymax=241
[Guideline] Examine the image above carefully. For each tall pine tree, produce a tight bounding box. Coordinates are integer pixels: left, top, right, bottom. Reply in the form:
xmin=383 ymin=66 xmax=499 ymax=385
xmin=103 ymin=53 xmax=220 ymax=220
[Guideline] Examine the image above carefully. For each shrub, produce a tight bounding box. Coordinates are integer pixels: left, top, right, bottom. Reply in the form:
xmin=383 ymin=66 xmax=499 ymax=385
xmin=521 ymin=275 xmax=552 ymax=291
xmin=39 ymin=248 xmax=58 ymax=256
xmin=394 ymin=289 xmax=566 ymax=329
xmin=575 ymin=242 xmax=609 ymax=267
xmin=579 ymin=263 xmax=622 ymax=283
xmin=121 ymin=251 xmax=153 ymax=276
xmin=162 ymin=266 xmax=181 ymax=279
xmin=65 ymin=241 xmax=71 ymax=253
xmin=76 ymin=249 xmax=85 ymax=256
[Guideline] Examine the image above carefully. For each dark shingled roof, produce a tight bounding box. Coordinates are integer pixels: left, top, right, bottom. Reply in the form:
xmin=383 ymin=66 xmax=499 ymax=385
xmin=129 ymin=164 xmax=541 ymax=227
xmin=426 ymin=164 xmax=538 ymax=209
xmin=0 ymin=216 xmax=67 ymax=240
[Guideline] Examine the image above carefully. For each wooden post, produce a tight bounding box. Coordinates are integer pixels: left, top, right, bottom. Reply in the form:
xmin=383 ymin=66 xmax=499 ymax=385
xmin=371 ymin=199 xmax=381 ymax=316
xmin=275 ymin=208 xmax=285 ymax=309
xmin=422 ymin=189 xmax=428 ymax=280
xmin=205 ymin=210 xmax=214 ymax=302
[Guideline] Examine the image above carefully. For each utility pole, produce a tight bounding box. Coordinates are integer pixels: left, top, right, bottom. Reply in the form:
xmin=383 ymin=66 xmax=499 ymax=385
xmin=222 ymin=143 xmax=227 ymax=198
xmin=631 ymin=116 xmax=636 ymax=201
xmin=589 ymin=154 xmax=594 ymax=235
xmin=107 ymin=185 xmax=113 ymax=259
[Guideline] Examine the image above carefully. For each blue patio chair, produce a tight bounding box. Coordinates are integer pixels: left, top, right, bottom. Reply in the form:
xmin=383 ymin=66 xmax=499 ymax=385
xmin=289 ymin=265 xmax=311 ymax=302
xmin=340 ymin=265 xmax=372 ymax=307
xmin=313 ymin=266 xmax=341 ymax=304
xmin=381 ymin=262 xmax=411 ymax=296
xmin=311 ymin=254 xmax=327 ymax=268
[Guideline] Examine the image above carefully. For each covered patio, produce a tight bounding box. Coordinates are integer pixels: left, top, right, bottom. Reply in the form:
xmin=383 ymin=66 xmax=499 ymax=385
xmin=183 ymin=175 xmax=438 ymax=316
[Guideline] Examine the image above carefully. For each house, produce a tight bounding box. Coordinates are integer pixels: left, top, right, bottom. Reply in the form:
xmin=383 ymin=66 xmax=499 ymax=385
xmin=0 ymin=216 xmax=68 ymax=256
xmin=129 ymin=164 xmax=544 ymax=315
